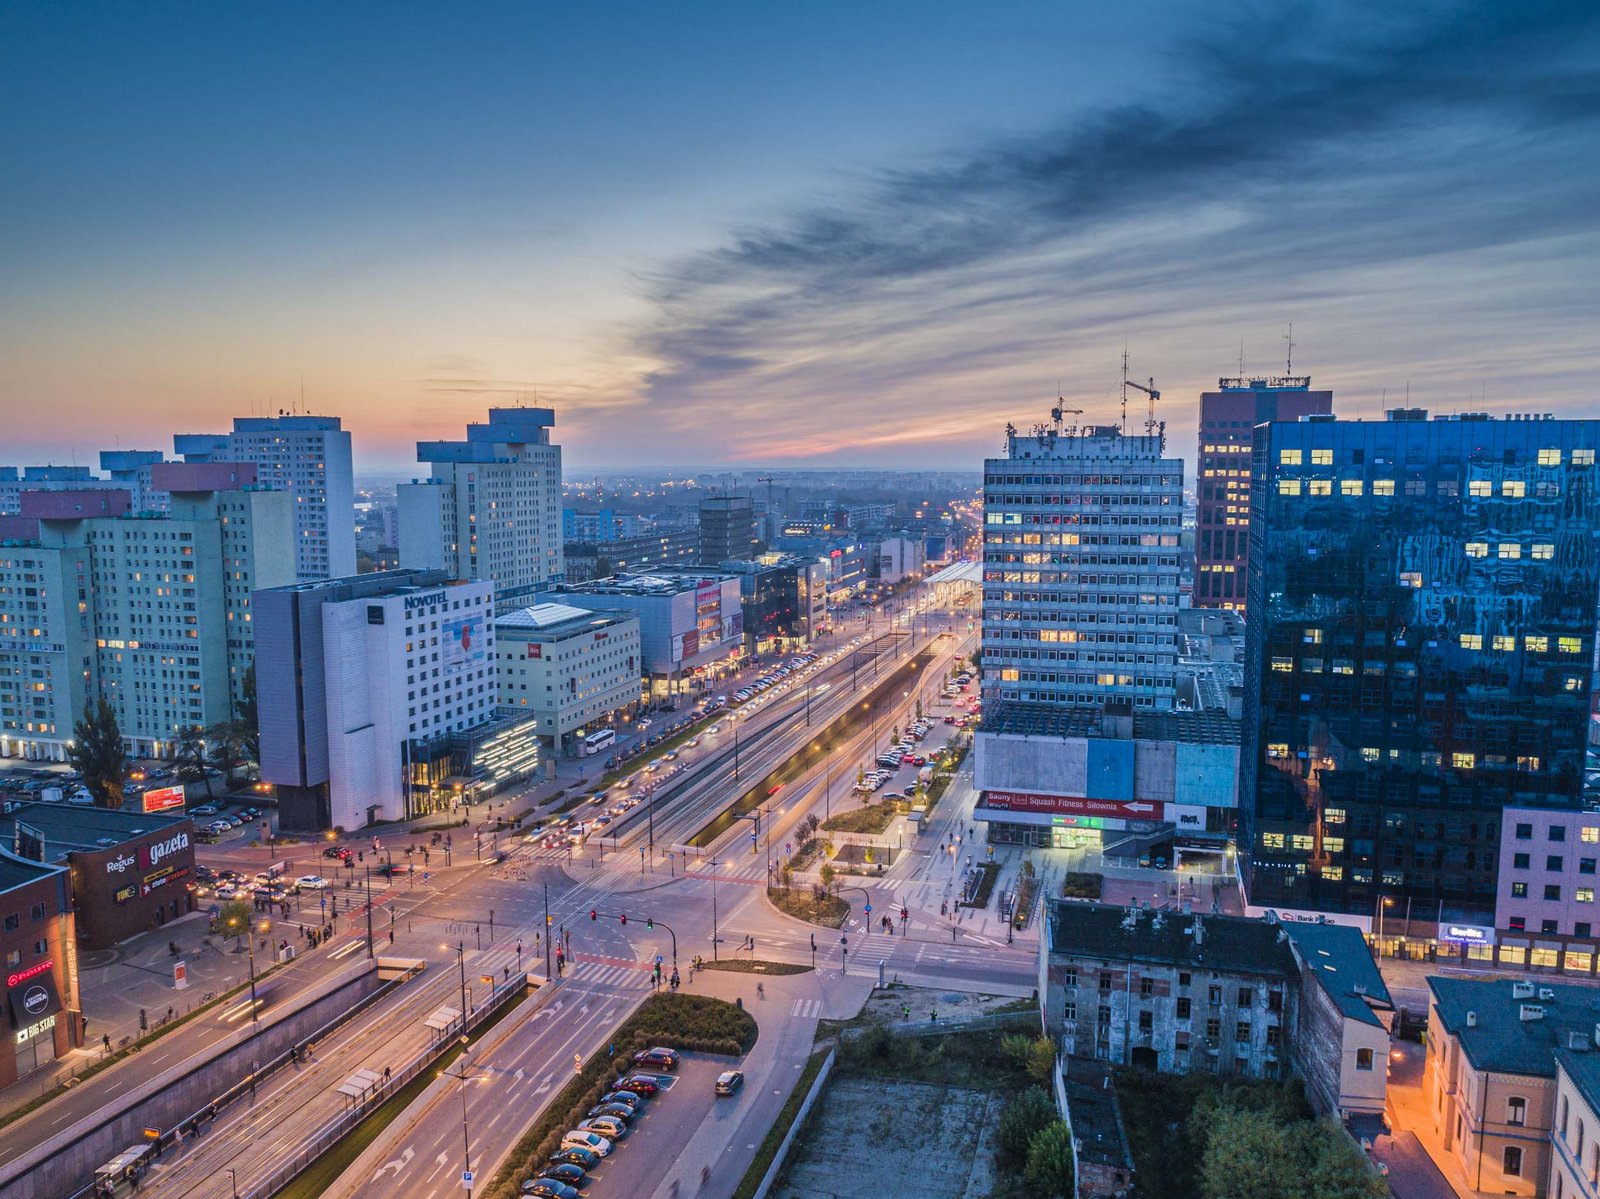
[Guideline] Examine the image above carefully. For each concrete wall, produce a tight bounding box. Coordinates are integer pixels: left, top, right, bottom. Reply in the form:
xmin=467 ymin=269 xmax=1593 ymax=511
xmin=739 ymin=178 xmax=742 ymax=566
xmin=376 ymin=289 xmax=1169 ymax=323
xmin=0 ymin=962 xmax=387 ymax=1199
xmin=975 ymin=733 xmax=1088 ymax=796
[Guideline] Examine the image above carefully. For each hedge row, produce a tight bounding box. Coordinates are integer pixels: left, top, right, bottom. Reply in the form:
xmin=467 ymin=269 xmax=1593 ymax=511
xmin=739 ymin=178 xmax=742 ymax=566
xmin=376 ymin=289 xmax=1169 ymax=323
xmin=483 ymin=994 xmax=756 ymax=1198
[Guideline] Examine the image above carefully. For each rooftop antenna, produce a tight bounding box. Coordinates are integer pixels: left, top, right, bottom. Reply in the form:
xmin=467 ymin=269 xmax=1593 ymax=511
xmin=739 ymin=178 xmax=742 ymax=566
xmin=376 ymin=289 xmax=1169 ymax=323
xmin=1237 ymin=337 xmax=1245 ymax=379
xmin=1282 ymin=323 xmax=1296 ymax=375
xmin=1051 ymin=392 xmax=1082 ymax=438
xmin=1120 ymin=347 xmax=1130 ymax=434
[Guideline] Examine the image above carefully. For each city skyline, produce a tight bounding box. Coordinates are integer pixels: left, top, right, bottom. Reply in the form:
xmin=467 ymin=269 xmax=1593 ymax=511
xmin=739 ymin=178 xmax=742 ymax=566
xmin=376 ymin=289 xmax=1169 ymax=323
xmin=7 ymin=2 xmax=1600 ymax=473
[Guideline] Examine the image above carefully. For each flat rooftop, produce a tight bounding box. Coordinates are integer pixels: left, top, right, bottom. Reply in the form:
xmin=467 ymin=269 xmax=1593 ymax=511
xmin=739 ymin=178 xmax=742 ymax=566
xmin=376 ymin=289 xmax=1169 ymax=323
xmin=982 ymin=699 xmax=1240 ymax=746
xmin=497 ymin=603 xmax=635 ymax=634
xmin=0 ymin=801 xmax=189 ymax=862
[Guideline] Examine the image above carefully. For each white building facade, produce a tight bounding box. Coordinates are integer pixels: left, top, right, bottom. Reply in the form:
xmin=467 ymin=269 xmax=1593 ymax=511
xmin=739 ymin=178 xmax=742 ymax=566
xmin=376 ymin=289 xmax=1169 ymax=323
xmin=496 ymin=603 xmax=641 ymax=755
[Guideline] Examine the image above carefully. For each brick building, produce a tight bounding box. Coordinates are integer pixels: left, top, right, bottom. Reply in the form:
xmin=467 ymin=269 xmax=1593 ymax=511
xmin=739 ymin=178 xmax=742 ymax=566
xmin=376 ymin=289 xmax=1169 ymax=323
xmin=0 ymin=848 xmax=80 ymax=1087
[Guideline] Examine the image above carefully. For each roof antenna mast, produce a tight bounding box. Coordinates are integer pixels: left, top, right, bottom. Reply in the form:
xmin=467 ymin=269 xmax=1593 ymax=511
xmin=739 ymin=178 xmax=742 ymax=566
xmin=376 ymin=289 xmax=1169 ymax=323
xmin=1282 ymin=323 xmax=1296 ymax=375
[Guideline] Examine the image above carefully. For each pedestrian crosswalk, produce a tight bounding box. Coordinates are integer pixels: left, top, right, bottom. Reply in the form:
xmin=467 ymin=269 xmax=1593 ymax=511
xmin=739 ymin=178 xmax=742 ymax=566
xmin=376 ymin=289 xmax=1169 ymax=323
xmin=567 ymin=961 xmax=651 ymax=991
xmin=790 ymin=998 xmax=823 ymax=1019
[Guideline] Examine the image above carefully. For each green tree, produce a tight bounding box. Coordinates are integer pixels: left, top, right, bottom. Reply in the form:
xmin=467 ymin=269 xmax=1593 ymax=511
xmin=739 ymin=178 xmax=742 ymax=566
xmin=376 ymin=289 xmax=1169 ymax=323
xmin=818 ymin=863 xmax=836 ymax=893
xmin=175 ymin=725 xmax=213 ymax=798
xmin=997 ymin=1087 xmax=1056 ymax=1162
xmin=1024 ymin=1120 xmax=1075 ymax=1198
xmin=234 ymin=662 xmax=259 ymax=765
xmin=68 ymin=697 xmax=126 ymax=809
xmin=1300 ymin=1120 xmax=1389 ymax=1199
xmin=1198 ymin=1108 xmax=1298 ymax=1199
xmin=1002 ymin=1034 xmax=1057 ymax=1083
xmin=215 ymin=899 xmax=255 ymax=949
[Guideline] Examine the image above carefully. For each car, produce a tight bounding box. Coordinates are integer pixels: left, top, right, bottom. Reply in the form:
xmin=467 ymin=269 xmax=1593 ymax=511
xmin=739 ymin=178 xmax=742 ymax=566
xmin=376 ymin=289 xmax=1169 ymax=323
xmin=636 ymin=718 xmax=653 ymax=730
xmin=559 ymin=1130 xmax=611 ymax=1156
xmin=209 ymin=820 xmax=231 ymax=835
xmin=226 ymin=815 xmax=245 ymax=827
xmin=632 ymin=1046 xmax=681 ymax=1070
xmin=578 ymin=1114 xmax=627 ymax=1140
xmin=715 ymin=1070 xmax=744 ymax=1096
xmin=586 ymin=1100 xmax=636 ymax=1124
xmin=521 ymin=1180 xmax=579 ymax=1199
xmin=943 ymin=715 xmax=957 ymax=724
xmin=214 ymin=884 xmax=238 ymax=899
xmin=193 ymin=804 xmax=220 ymax=817
xmin=539 ymin=1163 xmax=589 ymax=1189
xmin=322 ymin=845 xmax=347 ymax=858
xmin=617 ymin=1073 xmax=662 ymax=1095
xmin=598 ymin=1089 xmax=644 ymax=1110
xmin=683 ymin=738 xmax=698 ymax=748
xmin=547 ymin=1146 xmax=600 ymax=1170
xmin=593 ymin=815 xmax=612 ymax=827
xmin=296 ymin=875 xmax=328 ymax=890
xmin=588 ymin=792 xmax=607 ymax=805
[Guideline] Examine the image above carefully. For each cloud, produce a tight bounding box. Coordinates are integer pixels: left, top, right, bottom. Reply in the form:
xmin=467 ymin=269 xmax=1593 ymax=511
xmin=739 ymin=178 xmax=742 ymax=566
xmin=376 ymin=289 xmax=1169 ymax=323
xmin=634 ymin=1 xmax=1600 ymax=463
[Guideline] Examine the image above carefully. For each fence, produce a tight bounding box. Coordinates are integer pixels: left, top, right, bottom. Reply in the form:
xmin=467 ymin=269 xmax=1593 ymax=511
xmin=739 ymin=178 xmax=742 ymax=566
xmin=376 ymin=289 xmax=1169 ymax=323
xmin=840 ymin=1008 xmax=1040 ymax=1041
xmin=751 ymin=1049 xmax=835 ymax=1199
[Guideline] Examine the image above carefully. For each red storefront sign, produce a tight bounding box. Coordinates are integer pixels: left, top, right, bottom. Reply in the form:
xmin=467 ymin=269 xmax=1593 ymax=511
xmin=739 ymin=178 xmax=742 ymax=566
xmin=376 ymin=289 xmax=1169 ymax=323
xmin=981 ymin=791 xmax=1160 ymax=819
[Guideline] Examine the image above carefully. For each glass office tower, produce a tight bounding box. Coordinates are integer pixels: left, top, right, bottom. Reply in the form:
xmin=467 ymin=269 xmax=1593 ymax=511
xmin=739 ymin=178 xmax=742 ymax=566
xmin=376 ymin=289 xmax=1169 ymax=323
xmin=1240 ymin=410 xmax=1600 ymax=920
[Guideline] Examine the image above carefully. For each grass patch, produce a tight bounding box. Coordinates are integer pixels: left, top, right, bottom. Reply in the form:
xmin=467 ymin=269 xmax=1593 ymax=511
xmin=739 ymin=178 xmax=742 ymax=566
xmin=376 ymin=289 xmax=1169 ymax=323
xmin=787 ymin=836 xmax=825 ymax=873
xmin=1060 ymin=871 xmax=1104 ymax=900
xmin=698 ymin=959 xmax=812 ymax=975
xmin=274 ymin=983 xmax=528 ymax=1199
xmin=959 ymin=861 xmax=1001 ymax=909
xmin=766 ymin=886 xmax=849 ymax=928
xmin=549 ymin=791 xmax=590 ymax=815
xmin=820 ymin=802 xmax=899 ymax=835
xmin=836 ymin=1024 xmax=1034 ymax=1092
xmin=483 ymin=993 xmax=756 ymax=1199
xmin=1011 ymin=874 xmax=1037 ymax=928
xmin=731 ymin=1048 xmax=830 ymax=1199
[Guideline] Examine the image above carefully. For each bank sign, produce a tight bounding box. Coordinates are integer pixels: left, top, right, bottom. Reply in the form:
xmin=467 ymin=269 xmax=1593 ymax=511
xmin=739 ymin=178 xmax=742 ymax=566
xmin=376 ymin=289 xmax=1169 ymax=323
xmin=138 ymin=831 xmax=191 ymax=871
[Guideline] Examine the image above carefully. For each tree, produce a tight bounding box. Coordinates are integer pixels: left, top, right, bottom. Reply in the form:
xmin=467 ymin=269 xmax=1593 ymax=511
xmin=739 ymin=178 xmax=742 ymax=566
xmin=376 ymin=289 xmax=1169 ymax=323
xmin=1024 ymin=1121 xmax=1075 ymax=1198
xmin=68 ymin=697 xmax=126 ymax=809
xmin=1002 ymin=1034 xmax=1057 ymax=1083
xmin=818 ymin=863 xmax=836 ymax=893
xmin=1198 ymin=1108 xmax=1300 ymax=1199
xmin=175 ymin=725 xmax=213 ymax=798
xmin=997 ymin=1087 xmax=1056 ymax=1162
xmin=215 ymin=899 xmax=255 ymax=949
xmin=234 ymin=662 xmax=259 ymax=766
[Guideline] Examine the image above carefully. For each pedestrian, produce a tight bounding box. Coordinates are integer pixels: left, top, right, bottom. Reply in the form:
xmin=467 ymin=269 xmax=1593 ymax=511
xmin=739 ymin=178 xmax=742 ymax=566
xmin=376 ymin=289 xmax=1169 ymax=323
xmin=930 ymin=1009 xmax=937 ymax=1022
xmin=306 ymin=1040 xmax=315 ymax=1060
xmin=102 ymin=1033 xmax=111 ymax=1053
xmin=383 ymin=1065 xmax=391 ymax=1085
xmin=388 ymin=929 xmax=395 ymax=945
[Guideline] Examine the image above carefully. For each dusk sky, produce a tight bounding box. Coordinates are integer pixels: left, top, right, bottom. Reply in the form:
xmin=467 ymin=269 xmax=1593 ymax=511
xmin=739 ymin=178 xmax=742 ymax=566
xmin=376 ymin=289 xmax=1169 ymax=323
xmin=4 ymin=2 xmax=1599 ymax=475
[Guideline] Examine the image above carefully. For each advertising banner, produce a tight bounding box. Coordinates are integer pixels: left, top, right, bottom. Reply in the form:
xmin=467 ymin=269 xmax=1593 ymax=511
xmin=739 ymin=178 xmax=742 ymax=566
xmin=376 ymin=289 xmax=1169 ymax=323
xmin=142 ymin=785 xmax=185 ymax=814
xmin=982 ymin=791 xmax=1161 ymax=819
xmin=443 ymin=615 xmax=486 ymax=672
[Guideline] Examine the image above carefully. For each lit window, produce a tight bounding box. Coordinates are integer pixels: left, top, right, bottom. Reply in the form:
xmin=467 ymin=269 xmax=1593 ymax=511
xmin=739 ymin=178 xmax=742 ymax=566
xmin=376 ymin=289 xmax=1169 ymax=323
xmin=1574 ymin=449 xmax=1596 ymax=466
xmin=1277 ymin=478 xmax=1302 ymax=496
xmin=1325 ymin=808 xmax=1346 ymax=824
xmin=1498 ymin=543 xmax=1521 ymax=560
xmin=1279 ymin=449 xmax=1303 ymax=466
xmin=1262 ymin=833 xmax=1285 ymax=849
xmin=1290 ymin=834 xmax=1314 ymax=851
xmin=1580 ymin=889 xmax=1595 ymax=904
xmin=1568 ymin=676 xmax=1585 ymax=692
xmin=1526 ymin=635 xmax=1550 ymax=652
xmin=1340 ymin=479 xmax=1363 ymax=496
xmin=1582 ymin=827 xmax=1597 ymax=844
xmin=1539 ymin=449 xmax=1562 ymax=466
xmin=1504 ymin=480 xmax=1527 ymax=498
xmin=1372 ymin=479 xmax=1395 ymax=496
xmin=1533 ymin=543 xmax=1555 ymax=560
xmin=1000 ymin=668 xmax=1019 ymax=681
xmin=1468 ymin=479 xmax=1492 ymax=497
xmin=1322 ymin=866 xmax=1344 ymax=881
xmin=1304 ymin=628 xmax=1323 ymax=644
xmin=1308 ymin=479 xmax=1332 ymax=496
xmin=1453 ymin=752 xmax=1476 ymax=770
xmin=1519 ymin=756 xmax=1542 ymax=771
xmin=1310 ymin=449 xmax=1333 ymax=465
xmin=1271 ymin=657 xmax=1293 ymax=673
xmin=1493 ymin=635 xmax=1516 ymax=651
xmin=1465 ymin=542 xmax=1488 ymax=558
xmin=1459 ymin=634 xmax=1483 ymax=650
xmin=1399 ymin=571 xmax=1421 ymax=588
xmin=1561 ymin=637 xmax=1583 ymax=654
xmin=1362 ymin=747 xmax=1381 ymax=762
xmin=1266 ymin=742 xmax=1289 ymax=759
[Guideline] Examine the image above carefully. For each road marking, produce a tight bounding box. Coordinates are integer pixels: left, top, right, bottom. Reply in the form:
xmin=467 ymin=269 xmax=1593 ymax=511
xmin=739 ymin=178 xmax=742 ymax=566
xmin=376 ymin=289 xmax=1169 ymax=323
xmin=790 ymin=998 xmax=823 ymax=1019
xmin=329 ymin=938 xmax=365 ymax=960
xmin=372 ymin=1145 xmax=414 ymax=1181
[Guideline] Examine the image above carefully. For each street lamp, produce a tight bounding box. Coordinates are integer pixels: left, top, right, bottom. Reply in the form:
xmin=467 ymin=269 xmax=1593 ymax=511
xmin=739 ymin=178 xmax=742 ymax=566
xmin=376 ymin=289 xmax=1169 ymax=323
xmin=444 ymin=1036 xmax=475 ymax=1199
xmin=711 ymin=861 xmax=725 ymax=962
xmin=226 ymin=1168 xmax=239 ymax=1199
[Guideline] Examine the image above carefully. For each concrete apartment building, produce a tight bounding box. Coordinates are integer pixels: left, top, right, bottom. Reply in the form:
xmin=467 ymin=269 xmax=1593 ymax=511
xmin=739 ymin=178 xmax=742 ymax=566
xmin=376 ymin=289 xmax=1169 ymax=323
xmin=698 ymin=494 xmax=756 ymax=565
xmin=398 ymin=408 xmax=563 ymax=610
xmin=255 ymin=571 xmax=529 ymax=831
xmin=1041 ymin=902 xmax=1391 ymax=1117
xmin=1424 ymin=976 xmax=1600 ymax=1196
xmin=1193 ymin=375 xmax=1333 ymax=613
xmin=0 ymin=466 xmax=294 ymax=760
xmin=982 ymin=418 xmax=1184 ymax=712
xmin=495 ymin=603 xmax=642 ymax=756
xmin=98 ymin=450 xmax=171 ymax=514
xmin=175 ymin=415 xmax=356 ymax=582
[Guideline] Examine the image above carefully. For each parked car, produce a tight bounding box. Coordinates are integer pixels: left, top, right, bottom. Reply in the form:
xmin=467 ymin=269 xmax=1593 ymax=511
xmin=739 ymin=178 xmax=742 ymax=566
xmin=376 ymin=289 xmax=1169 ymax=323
xmin=296 ymin=875 xmax=328 ymax=890
xmin=586 ymin=1101 xmax=635 ymax=1124
xmin=578 ymin=1114 xmax=627 ymax=1140
xmin=193 ymin=804 xmax=220 ymax=817
xmin=617 ymin=1073 xmax=662 ymax=1095
xmin=632 ymin=1046 xmax=681 ymax=1071
xmin=559 ymin=1130 xmax=611 ymax=1157
xmin=521 ymin=1180 xmax=579 ymax=1199
xmin=546 ymin=1147 xmax=600 ymax=1170
xmin=598 ymin=1090 xmax=643 ymax=1110
xmin=539 ymin=1163 xmax=589 ymax=1189
xmin=715 ymin=1070 xmax=744 ymax=1096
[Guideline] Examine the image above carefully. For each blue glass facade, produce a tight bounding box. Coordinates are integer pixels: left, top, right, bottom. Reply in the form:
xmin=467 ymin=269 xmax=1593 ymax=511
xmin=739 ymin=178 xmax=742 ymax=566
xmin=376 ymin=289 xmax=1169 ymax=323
xmin=1240 ymin=413 xmax=1600 ymax=920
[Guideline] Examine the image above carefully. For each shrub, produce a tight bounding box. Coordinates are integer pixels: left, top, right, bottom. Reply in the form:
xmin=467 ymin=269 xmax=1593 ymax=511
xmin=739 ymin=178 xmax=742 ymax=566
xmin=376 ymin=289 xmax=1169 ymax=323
xmin=997 ymin=1087 xmax=1056 ymax=1162
xmin=1025 ymin=1120 xmax=1076 ymax=1198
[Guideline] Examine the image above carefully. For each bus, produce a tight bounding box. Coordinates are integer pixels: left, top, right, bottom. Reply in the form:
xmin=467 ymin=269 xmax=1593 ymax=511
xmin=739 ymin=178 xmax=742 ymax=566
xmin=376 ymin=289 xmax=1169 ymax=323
xmin=583 ymin=728 xmax=616 ymax=755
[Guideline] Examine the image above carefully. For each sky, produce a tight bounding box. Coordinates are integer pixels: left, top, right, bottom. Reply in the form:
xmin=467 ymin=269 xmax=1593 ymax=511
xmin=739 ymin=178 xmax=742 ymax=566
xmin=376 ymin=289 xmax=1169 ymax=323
xmin=3 ymin=1 xmax=1599 ymax=476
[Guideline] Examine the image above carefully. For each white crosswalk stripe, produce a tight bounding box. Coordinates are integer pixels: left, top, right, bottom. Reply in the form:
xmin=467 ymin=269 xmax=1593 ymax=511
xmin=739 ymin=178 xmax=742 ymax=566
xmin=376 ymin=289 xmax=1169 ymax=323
xmin=790 ymin=998 xmax=823 ymax=1019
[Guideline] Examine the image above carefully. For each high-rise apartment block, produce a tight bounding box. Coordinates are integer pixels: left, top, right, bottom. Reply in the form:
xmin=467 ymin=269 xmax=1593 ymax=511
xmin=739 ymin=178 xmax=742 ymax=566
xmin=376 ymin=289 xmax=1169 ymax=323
xmin=699 ymin=494 xmax=756 ymax=565
xmin=0 ymin=464 xmax=295 ymax=760
xmin=1195 ymin=376 xmax=1333 ymax=613
xmin=1240 ymin=410 xmax=1600 ymax=921
xmin=981 ymin=422 xmax=1184 ymax=711
xmin=98 ymin=450 xmax=171 ymax=514
xmin=398 ymin=408 xmax=563 ymax=610
xmin=175 ymin=415 xmax=356 ymax=582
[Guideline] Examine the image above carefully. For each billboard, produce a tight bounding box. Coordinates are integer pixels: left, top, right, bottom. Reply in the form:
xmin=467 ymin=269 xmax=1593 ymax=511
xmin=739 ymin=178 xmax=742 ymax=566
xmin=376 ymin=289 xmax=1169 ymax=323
xmin=982 ymin=791 xmax=1160 ymax=820
xmin=443 ymin=616 xmax=486 ymax=673
xmin=142 ymin=785 xmax=186 ymax=814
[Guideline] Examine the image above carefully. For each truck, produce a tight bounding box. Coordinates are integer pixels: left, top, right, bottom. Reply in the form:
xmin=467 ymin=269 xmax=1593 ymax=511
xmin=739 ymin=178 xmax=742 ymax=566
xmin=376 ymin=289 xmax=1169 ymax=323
xmin=917 ymin=766 xmax=934 ymax=790
xmin=39 ymin=786 xmax=63 ymax=804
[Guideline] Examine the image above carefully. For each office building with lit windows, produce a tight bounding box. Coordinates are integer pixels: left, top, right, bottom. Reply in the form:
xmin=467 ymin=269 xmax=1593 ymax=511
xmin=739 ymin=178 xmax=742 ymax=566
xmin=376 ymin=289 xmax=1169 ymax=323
xmin=1194 ymin=376 xmax=1333 ymax=613
xmin=398 ymin=408 xmax=564 ymax=611
xmin=1239 ymin=410 xmax=1600 ymax=924
xmin=981 ymin=421 xmax=1184 ymax=711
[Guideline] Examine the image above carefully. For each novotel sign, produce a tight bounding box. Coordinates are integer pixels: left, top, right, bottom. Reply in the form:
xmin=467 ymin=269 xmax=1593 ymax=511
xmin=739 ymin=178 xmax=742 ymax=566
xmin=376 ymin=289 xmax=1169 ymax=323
xmin=403 ymin=590 xmax=446 ymax=613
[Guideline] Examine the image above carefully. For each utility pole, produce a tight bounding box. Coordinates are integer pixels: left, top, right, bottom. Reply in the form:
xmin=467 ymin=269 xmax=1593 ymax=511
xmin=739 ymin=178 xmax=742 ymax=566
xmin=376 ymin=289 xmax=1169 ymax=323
xmin=364 ymin=866 xmax=374 ymax=959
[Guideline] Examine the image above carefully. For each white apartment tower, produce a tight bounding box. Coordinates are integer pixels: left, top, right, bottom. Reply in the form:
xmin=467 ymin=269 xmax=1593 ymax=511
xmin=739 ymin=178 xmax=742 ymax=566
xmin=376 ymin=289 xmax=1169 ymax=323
xmin=397 ymin=408 xmax=563 ymax=611
xmin=981 ymin=418 xmax=1184 ymax=711
xmin=174 ymin=415 xmax=356 ymax=582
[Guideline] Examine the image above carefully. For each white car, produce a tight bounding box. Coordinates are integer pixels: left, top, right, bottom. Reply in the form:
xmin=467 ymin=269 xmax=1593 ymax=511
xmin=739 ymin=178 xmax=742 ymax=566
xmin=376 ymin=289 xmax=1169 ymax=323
xmin=296 ymin=875 xmax=328 ymax=890
xmin=560 ymin=1130 xmax=612 ymax=1157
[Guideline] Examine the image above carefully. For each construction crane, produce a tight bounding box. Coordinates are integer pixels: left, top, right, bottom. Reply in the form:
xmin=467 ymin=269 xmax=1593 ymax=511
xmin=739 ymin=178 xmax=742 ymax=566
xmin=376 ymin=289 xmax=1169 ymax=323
xmin=1050 ymin=396 xmax=1082 ymax=437
xmin=1119 ymin=351 xmax=1161 ymax=436
xmin=755 ymin=475 xmax=777 ymax=542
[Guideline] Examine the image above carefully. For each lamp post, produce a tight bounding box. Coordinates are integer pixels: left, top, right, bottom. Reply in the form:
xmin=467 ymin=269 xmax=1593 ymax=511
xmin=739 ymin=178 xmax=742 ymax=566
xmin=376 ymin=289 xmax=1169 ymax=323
xmin=226 ymin=1169 xmax=239 ymax=1199
xmin=445 ymin=1037 xmax=475 ymax=1199
xmin=245 ymin=916 xmax=268 ymax=1023
xmin=455 ymin=941 xmax=469 ymax=1034
xmin=364 ymin=865 xmax=374 ymax=959
xmin=711 ymin=862 xmax=724 ymax=961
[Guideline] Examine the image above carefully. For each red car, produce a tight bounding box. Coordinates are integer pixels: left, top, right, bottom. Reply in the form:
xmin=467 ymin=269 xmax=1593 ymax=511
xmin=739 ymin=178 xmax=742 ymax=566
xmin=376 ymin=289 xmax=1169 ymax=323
xmin=943 ymin=715 xmax=957 ymax=725
xmin=618 ymin=1073 xmax=662 ymax=1095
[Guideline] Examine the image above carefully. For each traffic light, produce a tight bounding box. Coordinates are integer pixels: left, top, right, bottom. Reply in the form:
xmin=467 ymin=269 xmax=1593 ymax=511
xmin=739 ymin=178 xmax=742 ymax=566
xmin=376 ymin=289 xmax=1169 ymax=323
xmin=589 ymin=909 xmax=597 ymax=921
xmin=620 ymin=914 xmax=627 ymax=926
xmin=646 ymin=918 xmax=654 ymax=930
